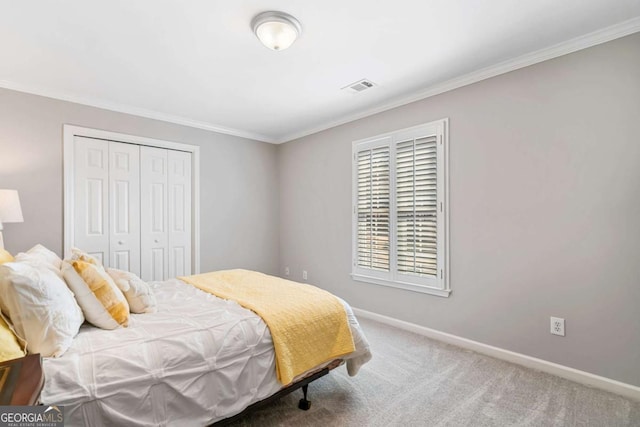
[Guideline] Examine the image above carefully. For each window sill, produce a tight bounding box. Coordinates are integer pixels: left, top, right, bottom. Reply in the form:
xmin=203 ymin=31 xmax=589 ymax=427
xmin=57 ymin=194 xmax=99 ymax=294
xmin=351 ymin=273 xmax=451 ymax=298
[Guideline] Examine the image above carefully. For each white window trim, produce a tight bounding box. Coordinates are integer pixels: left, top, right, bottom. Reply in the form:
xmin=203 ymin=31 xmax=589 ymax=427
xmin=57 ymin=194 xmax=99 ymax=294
xmin=62 ymin=124 xmax=201 ymax=275
xmin=351 ymin=119 xmax=450 ymax=297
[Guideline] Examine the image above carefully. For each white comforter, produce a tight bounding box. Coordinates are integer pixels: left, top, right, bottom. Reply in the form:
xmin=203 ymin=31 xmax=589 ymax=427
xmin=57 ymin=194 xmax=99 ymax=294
xmin=41 ymin=279 xmax=371 ymax=426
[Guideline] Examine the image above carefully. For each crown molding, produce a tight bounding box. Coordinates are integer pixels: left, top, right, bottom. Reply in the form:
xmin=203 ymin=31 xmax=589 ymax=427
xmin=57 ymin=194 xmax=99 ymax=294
xmin=0 ymin=79 xmax=277 ymax=143
xmin=276 ymin=16 xmax=640 ymax=143
xmin=1 ymin=16 xmax=639 ymax=145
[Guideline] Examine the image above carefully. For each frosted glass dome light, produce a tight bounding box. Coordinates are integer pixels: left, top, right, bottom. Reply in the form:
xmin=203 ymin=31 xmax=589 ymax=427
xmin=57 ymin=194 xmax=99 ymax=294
xmin=252 ymin=11 xmax=302 ymax=51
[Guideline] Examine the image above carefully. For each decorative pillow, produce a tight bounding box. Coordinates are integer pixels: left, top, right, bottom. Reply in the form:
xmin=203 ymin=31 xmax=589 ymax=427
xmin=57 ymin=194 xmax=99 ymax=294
xmin=107 ymin=268 xmax=157 ymax=314
xmin=67 ymin=248 xmax=101 ymax=266
xmin=0 ymin=314 xmax=25 ymax=362
xmin=0 ymin=262 xmax=84 ymax=357
xmin=0 ymin=249 xmax=14 ymax=265
xmin=62 ymin=260 xmax=130 ymax=329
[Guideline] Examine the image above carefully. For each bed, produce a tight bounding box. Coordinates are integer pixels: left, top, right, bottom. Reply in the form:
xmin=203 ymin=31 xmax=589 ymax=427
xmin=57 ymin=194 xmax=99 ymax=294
xmin=40 ymin=278 xmax=372 ymax=426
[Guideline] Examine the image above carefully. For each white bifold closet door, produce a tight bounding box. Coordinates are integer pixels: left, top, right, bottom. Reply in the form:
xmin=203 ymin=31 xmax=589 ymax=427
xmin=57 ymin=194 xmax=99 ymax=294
xmin=74 ymin=137 xmax=141 ymax=272
xmin=73 ymin=137 xmax=191 ymax=281
xmin=73 ymin=137 xmax=112 ymax=265
xmin=140 ymin=147 xmax=169 ymax=281
xmin=140 ymin=147 xmax=192 ymax=281
xmin=109 ymin=142 xmax=141 ymax=275
xmin=167 ymin=150 xmax=192 ymax=278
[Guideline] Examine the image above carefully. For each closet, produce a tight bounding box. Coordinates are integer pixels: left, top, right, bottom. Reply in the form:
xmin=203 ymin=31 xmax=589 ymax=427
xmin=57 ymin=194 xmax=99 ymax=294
xmin=69 ymin=135 xmax=192 ymax=281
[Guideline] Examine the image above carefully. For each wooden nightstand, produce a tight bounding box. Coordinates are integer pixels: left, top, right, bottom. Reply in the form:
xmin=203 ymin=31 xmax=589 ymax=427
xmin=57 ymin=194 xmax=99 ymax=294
xmin=0 ymin=354 xmax=45 ymax=405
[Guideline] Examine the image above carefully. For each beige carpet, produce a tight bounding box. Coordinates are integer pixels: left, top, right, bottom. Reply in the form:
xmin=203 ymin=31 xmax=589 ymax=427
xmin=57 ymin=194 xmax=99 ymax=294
xmin=227 ymin=318 xmax=640 ymax=426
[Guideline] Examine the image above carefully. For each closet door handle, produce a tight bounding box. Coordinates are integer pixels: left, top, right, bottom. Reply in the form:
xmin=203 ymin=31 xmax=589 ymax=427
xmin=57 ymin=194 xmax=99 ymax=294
xmin=118 ymin=241 xmax=124 ymax=245
xmin=154 ymin=239 xmax=159 ymax=243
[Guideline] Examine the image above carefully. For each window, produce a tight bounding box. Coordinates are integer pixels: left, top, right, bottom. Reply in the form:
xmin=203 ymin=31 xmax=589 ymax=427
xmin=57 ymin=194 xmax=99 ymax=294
xmin=351 ymin=119 xmax=449 ymax=297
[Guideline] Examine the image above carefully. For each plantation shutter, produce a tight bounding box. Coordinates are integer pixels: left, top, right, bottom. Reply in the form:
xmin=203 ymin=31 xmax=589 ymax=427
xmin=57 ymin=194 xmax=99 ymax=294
xmin=356 ymin=147 xmax=390 ymax=271
xmin=352 ymin=119 xmax=448 ymax=295
xmin=396 ymin=135 xmax=438 ymax=276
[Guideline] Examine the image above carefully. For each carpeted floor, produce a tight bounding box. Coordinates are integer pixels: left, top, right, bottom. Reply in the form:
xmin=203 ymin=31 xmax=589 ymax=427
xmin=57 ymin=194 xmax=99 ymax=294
xmin=227 ymin=318 xmax=640 ymax=426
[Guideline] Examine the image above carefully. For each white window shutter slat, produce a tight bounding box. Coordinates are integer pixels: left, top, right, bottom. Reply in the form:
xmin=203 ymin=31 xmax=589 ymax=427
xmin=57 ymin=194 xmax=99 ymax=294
xmin=396 ymin=135 xmax=438 ymax=277
xmin=356 ymin=147 xmax=390 ymax=271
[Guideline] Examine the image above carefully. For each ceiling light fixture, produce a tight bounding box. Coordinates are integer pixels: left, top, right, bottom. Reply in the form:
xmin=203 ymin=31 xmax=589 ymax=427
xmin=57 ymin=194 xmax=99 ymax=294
xmin=251 ymin=11 xmax=302 ymax=51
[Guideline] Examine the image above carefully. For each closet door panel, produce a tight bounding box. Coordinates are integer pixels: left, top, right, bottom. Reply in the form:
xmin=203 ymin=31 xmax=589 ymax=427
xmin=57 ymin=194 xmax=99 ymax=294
xmin=109 ymin=142 xmax=141 ymax=274
xmin=168 ymin=150 xmax=192 ymax=278
xmin=73 ymin=136 xmax=110 ymax=264
xmin=141 ymin=147 xmax=168 ymax=281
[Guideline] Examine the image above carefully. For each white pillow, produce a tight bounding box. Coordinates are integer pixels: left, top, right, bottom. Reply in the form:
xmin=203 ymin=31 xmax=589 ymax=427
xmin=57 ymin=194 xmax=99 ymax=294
xmin=14 ymin=244 xmax=64 ymax=279
xmin=14 ymin=253 xmax=62 ymax=279
xmin=62 ymin=261 xmax=130 ymax=329
xmin=0 ymin=262 xmax=84 ymax=357
xmin=107 ymin=268 xmax=157 ymax=314
xmin=21 ymin=244 xmax=63 ymax=269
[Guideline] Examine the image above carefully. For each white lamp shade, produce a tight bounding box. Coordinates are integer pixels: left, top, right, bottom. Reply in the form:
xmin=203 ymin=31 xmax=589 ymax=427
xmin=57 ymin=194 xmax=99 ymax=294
xmin=252 ymin=11 xmax=302 ymax=51
xmin=0 ymin=189 xmax=24 ymax=225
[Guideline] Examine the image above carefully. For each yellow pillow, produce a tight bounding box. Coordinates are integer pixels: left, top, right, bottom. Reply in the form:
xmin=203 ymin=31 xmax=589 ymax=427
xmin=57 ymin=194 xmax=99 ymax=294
xmin=0 ymin=249 xmax=14 ymax=265
xmin=0 ymin=314 xmax=26 ymax=362
xmin=62 ymin=260 xmax=130 ymax=329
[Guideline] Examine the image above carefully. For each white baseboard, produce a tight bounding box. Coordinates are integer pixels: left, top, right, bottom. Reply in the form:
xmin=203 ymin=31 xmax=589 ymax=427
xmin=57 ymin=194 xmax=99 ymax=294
xmin=352 ymin=307 xmax=640 ymax=401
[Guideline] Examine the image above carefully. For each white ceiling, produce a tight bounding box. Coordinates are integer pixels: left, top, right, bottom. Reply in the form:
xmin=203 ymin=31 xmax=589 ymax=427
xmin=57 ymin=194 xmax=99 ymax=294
xmin=1 ymin=1 xmax=639 ymax=143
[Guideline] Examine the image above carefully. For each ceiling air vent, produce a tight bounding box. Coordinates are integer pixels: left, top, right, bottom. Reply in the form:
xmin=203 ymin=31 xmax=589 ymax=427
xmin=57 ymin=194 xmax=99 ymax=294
xmin=342 ymin=79 xmax=376 ymax=94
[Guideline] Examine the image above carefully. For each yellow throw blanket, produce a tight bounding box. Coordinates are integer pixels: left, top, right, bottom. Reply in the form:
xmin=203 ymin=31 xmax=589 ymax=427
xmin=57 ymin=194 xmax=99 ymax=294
xmin=179 ymin=269 xmax=355 ymax=385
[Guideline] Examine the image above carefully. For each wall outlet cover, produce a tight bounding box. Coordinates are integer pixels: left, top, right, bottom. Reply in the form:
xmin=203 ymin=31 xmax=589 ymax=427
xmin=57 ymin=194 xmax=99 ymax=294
xmin=550 ymin=317 xmax=565 ymax=336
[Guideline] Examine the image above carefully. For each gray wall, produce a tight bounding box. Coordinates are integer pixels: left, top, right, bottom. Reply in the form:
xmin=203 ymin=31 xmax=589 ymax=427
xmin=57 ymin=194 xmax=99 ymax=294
xmin=1 ymin=32 xmax=638 ymax=387
xmin=0 ymin=88 xmax=279 ymax=275
xmin=278 ymin=33 xmax=640 ymax=386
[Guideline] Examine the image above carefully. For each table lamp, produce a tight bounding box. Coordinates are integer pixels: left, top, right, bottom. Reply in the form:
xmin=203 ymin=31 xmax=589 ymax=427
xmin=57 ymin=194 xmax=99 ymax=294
xmin=0 ymin=189 xmax=24 ymax=250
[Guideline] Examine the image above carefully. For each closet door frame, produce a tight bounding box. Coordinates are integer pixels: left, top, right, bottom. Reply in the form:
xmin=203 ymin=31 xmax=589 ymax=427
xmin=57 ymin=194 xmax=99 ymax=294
xmin=63 ymin=125 xmax=201 ymax=275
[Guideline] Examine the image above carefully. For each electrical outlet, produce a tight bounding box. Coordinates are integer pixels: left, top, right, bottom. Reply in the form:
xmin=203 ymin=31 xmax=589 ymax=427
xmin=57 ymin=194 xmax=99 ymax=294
xmin=550 ymin=317 xmax=565 ymax=336
xmin=284 ymin=267 xmax=290 ymax=276
xmin=302 ymin=270 xmax=308 ymax=280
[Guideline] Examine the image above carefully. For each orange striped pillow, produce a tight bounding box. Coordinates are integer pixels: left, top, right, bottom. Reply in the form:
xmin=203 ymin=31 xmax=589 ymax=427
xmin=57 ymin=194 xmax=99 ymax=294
xmin=62 ymin=260 xmax=130 ymax=329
